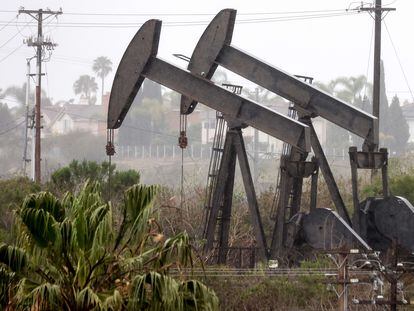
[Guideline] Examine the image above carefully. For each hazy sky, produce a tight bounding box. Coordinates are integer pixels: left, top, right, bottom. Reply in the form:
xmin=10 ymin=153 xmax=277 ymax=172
xmin=0 ymin=0 xmax=413 ymax=106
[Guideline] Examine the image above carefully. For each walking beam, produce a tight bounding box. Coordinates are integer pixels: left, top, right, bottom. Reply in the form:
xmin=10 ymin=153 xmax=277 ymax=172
xmin=180 ymin=9 xmax=378 ymax=147
xmin=107 ymin=20 xmax=311 ymax=153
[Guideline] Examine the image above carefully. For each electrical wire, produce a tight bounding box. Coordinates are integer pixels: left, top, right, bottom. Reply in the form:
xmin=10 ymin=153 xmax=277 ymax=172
xmin=0 ymin=43 xmax=24 ymax=63
xmin=384 ymin=21 xmax=414 ymax=103
xmin=0 ymin=16 xmax=16 ymax=32
xmin=35 ymin=8 xmax=349 ymax=17
xmin=0 ymin=20 xmax=31 ymax=50
xmin=363 ymin=19 xmax=375 ymax=98
xmin=0 ymin=11 xmax=360 ymax=29
xmin=0 ymin=119 xmax=25 ymax=136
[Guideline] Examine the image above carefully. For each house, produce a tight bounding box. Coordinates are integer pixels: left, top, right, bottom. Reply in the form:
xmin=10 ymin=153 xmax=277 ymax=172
xmin=402 ymin=103 xmax=414 ymax=143
xmin=42 ymin=103 xmax=106 ymax=136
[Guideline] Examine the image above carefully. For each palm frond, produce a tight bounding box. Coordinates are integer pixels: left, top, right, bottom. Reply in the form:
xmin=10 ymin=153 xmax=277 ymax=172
xmin=76 ymin=286 xmax=102 ymax=310
xmin=0 ymin=266 xmax=15 ymax=308
xmin=30 ymin=282 xmax=62 ymax=310
xmin=124 ymin=184 xmax=158 ymax=222
xmin=19 ymin=207 xmax=58 ymax=248
xmin=156 ymin=232 xmax=193 ymax=271
xmin=179 ymin=280 xmax=219 ymax=311
xmin=0 ymin=243 xmax=27 ymax=272
xmin=129 ymin=272 xmax=181 ymax=311
xmin=22 ymin=192 xmax=64 ymax=222
xmin=100 ymin=289 xmax=123 ymax=311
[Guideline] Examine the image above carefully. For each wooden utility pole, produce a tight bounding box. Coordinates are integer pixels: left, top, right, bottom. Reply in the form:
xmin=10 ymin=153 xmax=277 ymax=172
xmin=18 ymin=8 xmax=62 ymax=183
xmin=360 ymin=0 xmax=395 ymax=152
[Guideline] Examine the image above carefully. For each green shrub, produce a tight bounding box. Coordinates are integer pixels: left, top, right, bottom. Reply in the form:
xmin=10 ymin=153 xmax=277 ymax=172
xmin=0 ymin=177 xmax=40 ymax=242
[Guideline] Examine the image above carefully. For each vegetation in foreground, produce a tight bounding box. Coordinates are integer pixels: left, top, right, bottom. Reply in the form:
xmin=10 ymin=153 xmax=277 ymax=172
xmin=0 ymin=182 xmax=217 ymax=310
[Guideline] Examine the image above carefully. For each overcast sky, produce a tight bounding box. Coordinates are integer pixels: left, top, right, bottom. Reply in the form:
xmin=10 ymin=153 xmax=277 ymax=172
xmin=0 ymin=0 xmax=413 ymax=106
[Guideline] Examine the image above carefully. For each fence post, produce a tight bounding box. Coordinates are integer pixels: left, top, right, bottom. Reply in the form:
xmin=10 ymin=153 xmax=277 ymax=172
xmin=142 ymin=145 xmax=145 ymax=159
xmin=172 ymin=144 xmax=175 ymax=159
xmin=163 ymin=145 xmax=166 ymax=158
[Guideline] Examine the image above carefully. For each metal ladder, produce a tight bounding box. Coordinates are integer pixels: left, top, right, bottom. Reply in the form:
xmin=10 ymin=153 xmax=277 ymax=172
xmin=270 ymin=102 xmax=298 ymax=220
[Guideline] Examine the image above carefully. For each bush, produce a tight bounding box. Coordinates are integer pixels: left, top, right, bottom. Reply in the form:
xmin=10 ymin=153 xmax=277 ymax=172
xmin=49 ymin=160 xmax=140 ymax=200
xmin=0 ymin=177 xmax=40 ymax=242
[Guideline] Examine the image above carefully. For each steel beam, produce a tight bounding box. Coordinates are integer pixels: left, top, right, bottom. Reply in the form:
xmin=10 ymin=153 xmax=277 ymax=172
xmin=217 ymin=144 xmax=237 ymax=264
xmin=107 ymin=20 xmax=310 ymax=153
xmin=233 ymin=129 xmax=268 ymax=259
xmin=180 ymin=9 xmax=378 ymax=147
xmin=307 ymin=119 xmax=352 ymax=225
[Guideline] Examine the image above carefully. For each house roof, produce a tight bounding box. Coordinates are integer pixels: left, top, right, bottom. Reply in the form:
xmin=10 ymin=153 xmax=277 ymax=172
xmin=42 ymin=104 xmax=105 ymax=128
xmin=60 ymin=104 xmax=104 ymax=122
xmin=42 ymin=105 xmax=63 ymax=125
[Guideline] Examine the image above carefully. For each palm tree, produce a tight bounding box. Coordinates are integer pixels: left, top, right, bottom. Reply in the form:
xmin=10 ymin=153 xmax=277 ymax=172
xmin=0 ymin=182 xmax=218 ymax=310
xmin=73 ymin=75 xmax=98 ymax=105
xmin=92 ymin=56 xmax=112 ymax=104
xmin=334 ymin=75 xmax=370 ymax=104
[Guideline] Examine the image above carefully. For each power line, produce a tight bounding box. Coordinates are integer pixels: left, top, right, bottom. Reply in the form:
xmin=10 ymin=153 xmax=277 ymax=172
xmin=363 ymin=18 xmax=374 ymax=98
xmin=0 ymin=8 xmax=350 ymax=16
xmin=0 ymin=21 xmax=31 ymax=49
xmin=0 ymin=119 xmax=25 ymax=136
xmin=0 ymin=16 xmax=16 ymax=32
xmin=383 ymin=21 xmax=414 ymax=103
xmin=0 ymin=43 xmax=24 ymax=63
xmin=0 ymin=11 xmax=360 ymax=28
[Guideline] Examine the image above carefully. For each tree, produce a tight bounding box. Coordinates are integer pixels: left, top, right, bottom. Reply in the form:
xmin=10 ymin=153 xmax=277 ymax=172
xmin=118 ymin=80 xmax=169 ymax=146
xmin=0 ymin=103 xmax=25 ymax=175
xmin=5 ymin=83 xmax=52 ymax=109
xmin=379 ymin=60 xmax=390 ymax=137
xmin=386 ymin=95 xmax=409 ymax=155
xmin=50 ymin=160 xmax=140 ymax=201
xmin=0 ymin=182 xmax=218 ymax=310
xmin=0 ymin=177 xmax=40 ymax=243
xmin=315 ymin=78 xmax=350 ymax=149
xmin=92 ymin=56 xmax=112 ymax=104
xmin=73 ymin=75 xmax=98 ymax=105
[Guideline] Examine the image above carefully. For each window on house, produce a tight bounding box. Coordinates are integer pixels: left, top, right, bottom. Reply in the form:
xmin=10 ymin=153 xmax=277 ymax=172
xmin=63 ymin=119 xmax=69 ymax=132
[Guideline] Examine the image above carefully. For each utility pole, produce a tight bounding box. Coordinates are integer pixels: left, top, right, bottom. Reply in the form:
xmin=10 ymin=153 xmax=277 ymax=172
xmin=22 ymin=59 xmax=33 ymax=176
xmin=18 ymin=8 xmax=62 ymax=183
xmin=360 ymin=0 xmax=395 ymax=151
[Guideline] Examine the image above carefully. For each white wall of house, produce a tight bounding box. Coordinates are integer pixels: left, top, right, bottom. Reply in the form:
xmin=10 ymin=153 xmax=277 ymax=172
xmin=407 ymin=119 xmax=414 ymax=143
xmin=51 ymin=114 xmax=74 ymax=135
